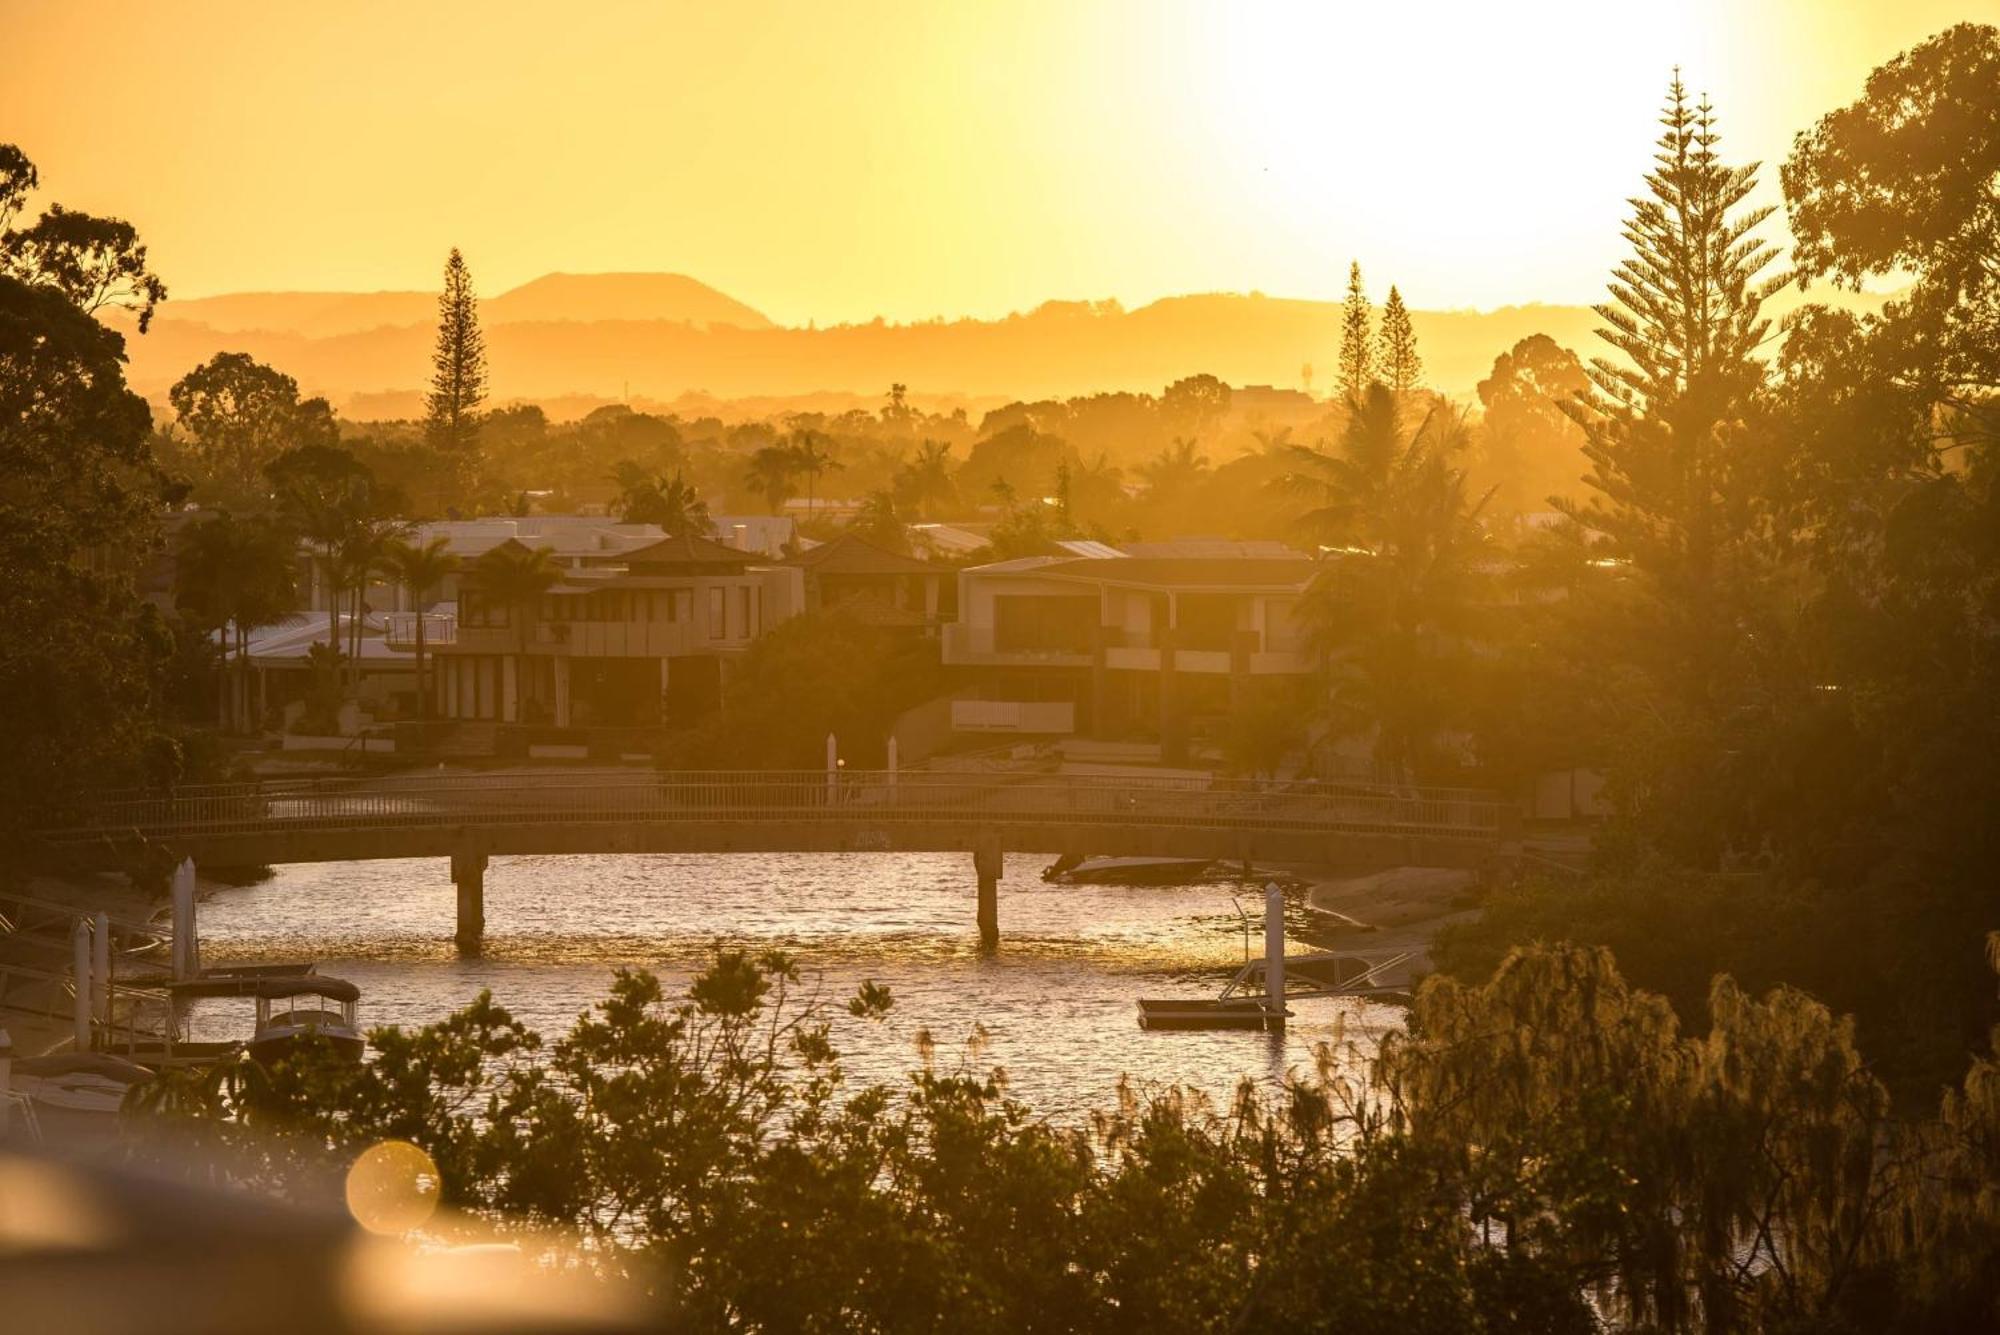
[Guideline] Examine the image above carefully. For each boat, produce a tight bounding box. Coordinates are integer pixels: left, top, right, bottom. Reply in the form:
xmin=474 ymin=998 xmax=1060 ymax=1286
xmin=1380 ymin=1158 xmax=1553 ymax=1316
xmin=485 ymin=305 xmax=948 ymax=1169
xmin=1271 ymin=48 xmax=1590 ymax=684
xmin=246 ymin=976 xmax=365 ymax=1065
xmin=11 ymin=1052 xmax=153 ymax=1114
xmin=1043 ymin=855 xmax=1218 ymax=885
xmin=1137 ymin=996 xmax=1289 ymax=1031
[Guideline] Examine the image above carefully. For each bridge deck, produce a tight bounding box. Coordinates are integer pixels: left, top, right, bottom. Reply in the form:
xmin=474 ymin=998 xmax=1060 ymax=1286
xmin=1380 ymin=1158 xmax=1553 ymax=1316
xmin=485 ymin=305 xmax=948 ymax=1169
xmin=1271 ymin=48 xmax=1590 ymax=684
xmin=43 ymin=770 xmax=1514 ymax=871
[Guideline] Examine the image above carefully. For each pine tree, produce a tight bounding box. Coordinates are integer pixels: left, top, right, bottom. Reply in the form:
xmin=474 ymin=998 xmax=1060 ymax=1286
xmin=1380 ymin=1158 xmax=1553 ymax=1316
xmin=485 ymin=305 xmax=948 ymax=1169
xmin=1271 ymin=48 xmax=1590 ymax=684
xmin=1377 ymin=285 xmax=1421 ymax=393
xmin=425 ymin=248 xmax=488 ymax=466
xmin=1557 ymin=77 xmax=1782 ymax=626
xmin=1553 ymin=76 xmax=1786 ymax=862
xmin=1337 ymin=261 xmax=1374 ymax=398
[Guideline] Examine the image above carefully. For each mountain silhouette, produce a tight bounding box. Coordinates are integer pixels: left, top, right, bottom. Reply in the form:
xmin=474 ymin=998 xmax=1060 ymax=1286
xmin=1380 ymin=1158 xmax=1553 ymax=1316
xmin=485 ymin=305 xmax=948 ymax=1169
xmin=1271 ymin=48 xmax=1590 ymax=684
xmin=119 ymin=274 xmax=1885 ymax=416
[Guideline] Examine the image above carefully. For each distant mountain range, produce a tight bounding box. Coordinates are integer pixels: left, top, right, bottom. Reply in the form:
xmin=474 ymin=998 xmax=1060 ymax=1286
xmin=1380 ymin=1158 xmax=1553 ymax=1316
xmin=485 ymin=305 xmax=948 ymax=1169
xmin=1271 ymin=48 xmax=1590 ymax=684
xmin=116 ymin=272 xmax=1886 ymax=420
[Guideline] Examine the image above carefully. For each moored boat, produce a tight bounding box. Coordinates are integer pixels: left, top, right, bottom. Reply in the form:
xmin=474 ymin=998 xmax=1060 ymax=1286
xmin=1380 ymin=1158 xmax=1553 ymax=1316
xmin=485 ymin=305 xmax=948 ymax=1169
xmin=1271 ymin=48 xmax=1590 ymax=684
xmin=247 ymin=976 xmax=364 ymax=1065
xmin=1043 ymin=855 xmax=1218 ymax=885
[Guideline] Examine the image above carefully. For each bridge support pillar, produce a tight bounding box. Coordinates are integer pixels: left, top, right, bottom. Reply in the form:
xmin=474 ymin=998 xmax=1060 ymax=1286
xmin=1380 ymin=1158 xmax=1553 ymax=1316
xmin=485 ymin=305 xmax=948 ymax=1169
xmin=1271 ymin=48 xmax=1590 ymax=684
xmin=973 ymin=843 xmax=1003 ymax=950
xmin=452 ymin=848 xmax=489 ymax=954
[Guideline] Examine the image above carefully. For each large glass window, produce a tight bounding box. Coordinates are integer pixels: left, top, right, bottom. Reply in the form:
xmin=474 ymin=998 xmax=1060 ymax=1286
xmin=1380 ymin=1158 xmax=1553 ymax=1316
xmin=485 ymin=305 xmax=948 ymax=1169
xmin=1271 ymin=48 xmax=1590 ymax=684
xmin=993 ymin=595 xmax=1096 ymax=653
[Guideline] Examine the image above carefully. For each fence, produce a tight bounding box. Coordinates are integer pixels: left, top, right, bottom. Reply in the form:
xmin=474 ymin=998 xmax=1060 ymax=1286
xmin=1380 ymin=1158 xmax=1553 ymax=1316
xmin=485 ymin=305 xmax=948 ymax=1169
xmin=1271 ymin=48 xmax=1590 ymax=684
xmin=44 ymin=771 xmax=1510 ymax=845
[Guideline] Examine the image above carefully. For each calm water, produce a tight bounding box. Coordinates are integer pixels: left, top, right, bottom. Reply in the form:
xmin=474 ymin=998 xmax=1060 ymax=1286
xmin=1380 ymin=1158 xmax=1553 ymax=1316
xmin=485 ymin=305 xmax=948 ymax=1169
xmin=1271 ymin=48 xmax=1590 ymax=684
xmin=186 ymin=852 xmax=1398 ymax=1120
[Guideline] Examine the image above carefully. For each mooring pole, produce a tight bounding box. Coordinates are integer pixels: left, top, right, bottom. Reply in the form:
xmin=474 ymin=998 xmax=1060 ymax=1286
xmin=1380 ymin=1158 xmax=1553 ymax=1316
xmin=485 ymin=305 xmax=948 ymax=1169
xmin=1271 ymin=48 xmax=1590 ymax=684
xmin=452 ymin=846 xmax=489 ymax=954
xmin=92 ymin=910 xmax=110 ymax=1028
xmin=72 ymin=918 xmax=92 ymax=1050
xmin=974 ymin=843 xmax=1003 ymax=950
xmin=826 ymin=732 xmax=838 ymax=804
xmin=1264 ymin=880 xmax=1286 ymax=1032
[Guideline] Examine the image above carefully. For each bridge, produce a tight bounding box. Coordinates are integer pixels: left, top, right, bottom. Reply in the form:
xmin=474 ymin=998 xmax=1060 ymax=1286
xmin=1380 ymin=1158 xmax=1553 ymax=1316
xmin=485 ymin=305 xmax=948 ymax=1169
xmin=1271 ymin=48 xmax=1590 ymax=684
xmin=42 ymin=770 xmax=1516 ymax=951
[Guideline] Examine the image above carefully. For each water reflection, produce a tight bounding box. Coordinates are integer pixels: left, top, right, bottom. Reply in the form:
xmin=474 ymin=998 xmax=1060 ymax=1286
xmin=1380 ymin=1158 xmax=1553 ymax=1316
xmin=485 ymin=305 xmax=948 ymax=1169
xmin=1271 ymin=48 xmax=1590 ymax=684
xmin=189 ymin=852 xmax=1399 ymax=1119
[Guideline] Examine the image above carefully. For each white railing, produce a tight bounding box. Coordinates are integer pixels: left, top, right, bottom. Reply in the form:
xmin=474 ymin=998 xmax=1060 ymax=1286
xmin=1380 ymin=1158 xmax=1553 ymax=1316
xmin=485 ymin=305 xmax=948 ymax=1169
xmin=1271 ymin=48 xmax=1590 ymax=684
xmin=383 ymin=612 xmax=457 ymax=647
xmin=44 ymin=771 xmax=1510 ymax=844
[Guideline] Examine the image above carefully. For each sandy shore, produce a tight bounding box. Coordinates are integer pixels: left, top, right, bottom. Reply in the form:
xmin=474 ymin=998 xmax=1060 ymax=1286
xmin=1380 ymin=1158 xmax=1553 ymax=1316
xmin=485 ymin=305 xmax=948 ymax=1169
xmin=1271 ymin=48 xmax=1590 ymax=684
xmin=1288 ymin=865 xmax=1480 ymax=989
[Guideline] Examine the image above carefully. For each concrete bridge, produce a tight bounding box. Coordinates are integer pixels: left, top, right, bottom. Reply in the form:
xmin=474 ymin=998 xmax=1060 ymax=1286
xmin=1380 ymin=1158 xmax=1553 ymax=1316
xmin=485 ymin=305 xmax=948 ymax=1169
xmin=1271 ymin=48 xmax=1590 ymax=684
xmin=42 ymin=770 xmax=1516 ymax=951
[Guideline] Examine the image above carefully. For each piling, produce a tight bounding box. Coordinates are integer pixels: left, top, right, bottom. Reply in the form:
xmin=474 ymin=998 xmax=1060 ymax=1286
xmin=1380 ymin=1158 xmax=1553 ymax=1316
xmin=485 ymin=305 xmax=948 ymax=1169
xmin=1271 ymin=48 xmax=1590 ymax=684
xmin=72 ymin=918 xmax=93 ymax=1050
xmin=92 ymin=909 xmax=110 ymax=1027
xmin=1264 ymin=880 xmax=1286 ymax=1031
xmin=974 ymin=843 xmax=1003 ymax=949
xmin=452 ymin=847 xmax=489 ymax=954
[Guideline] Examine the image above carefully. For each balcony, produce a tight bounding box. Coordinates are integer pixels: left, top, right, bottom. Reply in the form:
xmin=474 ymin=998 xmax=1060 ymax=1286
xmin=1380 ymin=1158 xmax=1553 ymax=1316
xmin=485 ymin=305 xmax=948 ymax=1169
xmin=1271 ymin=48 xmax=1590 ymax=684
xmin=943 ymin=623 xmax=1091 ymax=668
xmin=383 ymin=612 xmax=457 ymax=648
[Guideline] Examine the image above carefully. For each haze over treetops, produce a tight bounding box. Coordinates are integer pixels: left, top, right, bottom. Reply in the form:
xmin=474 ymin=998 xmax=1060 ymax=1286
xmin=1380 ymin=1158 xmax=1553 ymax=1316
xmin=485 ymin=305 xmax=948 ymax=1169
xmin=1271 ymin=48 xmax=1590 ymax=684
xmin=112 ymin=271 xmax=1885 ymax=419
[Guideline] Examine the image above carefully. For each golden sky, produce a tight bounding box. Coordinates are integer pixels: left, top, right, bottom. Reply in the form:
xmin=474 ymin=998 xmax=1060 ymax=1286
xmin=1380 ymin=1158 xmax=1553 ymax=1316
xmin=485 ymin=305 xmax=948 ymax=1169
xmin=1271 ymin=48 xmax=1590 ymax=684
xmin=0 ymin=0 xmax=1976 ymax=324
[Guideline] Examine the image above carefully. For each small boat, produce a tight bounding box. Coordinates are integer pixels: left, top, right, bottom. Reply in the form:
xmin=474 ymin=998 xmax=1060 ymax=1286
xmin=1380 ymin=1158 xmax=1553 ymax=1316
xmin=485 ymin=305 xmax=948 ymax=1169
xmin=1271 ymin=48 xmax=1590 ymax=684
xmin=1043 ymin=855 xmax=1217 ymax=885
xmin=247 ymin=976 xmax=365 ymax=1065
xmin=1137 ymin=997 xmax=1289 ymax=1032
xmin=12 ymin=1052 xmax=153 ymax=1113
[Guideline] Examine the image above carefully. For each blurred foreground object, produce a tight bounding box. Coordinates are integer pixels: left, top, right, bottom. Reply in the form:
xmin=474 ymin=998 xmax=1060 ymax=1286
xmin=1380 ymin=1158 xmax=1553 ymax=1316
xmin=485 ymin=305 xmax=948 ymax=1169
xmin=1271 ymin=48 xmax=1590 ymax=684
xmin=0 ymin=1148 xmax=655 ymax=1334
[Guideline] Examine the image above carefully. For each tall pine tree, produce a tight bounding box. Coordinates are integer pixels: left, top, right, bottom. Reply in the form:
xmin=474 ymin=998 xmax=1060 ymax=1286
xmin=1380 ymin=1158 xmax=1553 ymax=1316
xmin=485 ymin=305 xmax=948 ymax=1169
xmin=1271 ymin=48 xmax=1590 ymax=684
xmin=1553 ymin=76 xmax=1786 ymax=863
xmin=1377 ymin=285 xmax=1420 ymax=393
xmin=425 ymin=248 xmax=488 ymax=495
xmin=1337 ymin=261 xmax=1374 ymax=398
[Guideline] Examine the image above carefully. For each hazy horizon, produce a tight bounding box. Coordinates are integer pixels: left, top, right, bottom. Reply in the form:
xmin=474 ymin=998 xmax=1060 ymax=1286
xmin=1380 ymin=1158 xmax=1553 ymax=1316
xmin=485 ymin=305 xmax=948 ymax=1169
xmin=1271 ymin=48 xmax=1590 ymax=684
xmin=0 ymin=0 xmax=1965 ymax=326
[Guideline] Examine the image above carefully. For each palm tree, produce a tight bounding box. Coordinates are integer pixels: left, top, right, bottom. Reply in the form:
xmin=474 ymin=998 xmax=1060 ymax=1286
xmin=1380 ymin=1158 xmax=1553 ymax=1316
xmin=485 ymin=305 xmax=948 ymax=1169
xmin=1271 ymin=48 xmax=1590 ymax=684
xmin=377 ymin=536 xmax=459 ymax=721
xmin=1282 ymin=383 xmax=1409 ymax=551
xmin=743 ymin=445 xmax=799 ymax=514
xmin=788 ymin=429 xmax=843 ymax=516
xmin=613 ymin=461 xmax=711 ymax=537
xmin=471 ymin=544 xmax=562 ymax=722
xmin=337 ymin=519 xmax=404 ymax=693
xmin=1287 ymin=389 xmax=1496 ymax=783
xmin=850 ymin=490 xmax=910 ymax=553
xmin=894 ymin=439 xmax=958 ymax=518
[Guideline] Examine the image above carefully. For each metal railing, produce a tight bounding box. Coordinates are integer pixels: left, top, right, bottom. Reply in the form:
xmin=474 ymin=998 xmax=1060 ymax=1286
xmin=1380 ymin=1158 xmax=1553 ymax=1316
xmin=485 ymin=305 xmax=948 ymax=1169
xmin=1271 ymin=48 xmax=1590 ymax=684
xmin=42 ymin=771 xmax=1510 ymax=845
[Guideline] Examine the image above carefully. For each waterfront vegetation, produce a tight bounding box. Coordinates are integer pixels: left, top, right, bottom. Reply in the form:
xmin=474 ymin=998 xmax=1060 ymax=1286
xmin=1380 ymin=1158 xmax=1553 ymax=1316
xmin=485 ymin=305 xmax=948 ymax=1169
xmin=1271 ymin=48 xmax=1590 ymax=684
xmin=128 ymin=942 xmax=2000 ymax=1331
xmin=4 ymin=21 xmax=2000 ymax=1330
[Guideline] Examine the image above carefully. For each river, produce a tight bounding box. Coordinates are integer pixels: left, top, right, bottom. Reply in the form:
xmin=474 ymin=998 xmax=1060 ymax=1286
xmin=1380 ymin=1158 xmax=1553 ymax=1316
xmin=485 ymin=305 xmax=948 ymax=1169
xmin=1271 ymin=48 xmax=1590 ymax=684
xmin=185 ymin=851 xmax=1398 ymax=1120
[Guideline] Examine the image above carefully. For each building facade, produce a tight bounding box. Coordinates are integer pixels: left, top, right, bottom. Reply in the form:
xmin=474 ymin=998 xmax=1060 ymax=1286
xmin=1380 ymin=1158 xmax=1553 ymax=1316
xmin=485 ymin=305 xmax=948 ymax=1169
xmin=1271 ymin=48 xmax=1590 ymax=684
xmin=433 ymin=533 xmax=803 ymax=727
xmin=942 ymin=540 xmax=1317 ymax=757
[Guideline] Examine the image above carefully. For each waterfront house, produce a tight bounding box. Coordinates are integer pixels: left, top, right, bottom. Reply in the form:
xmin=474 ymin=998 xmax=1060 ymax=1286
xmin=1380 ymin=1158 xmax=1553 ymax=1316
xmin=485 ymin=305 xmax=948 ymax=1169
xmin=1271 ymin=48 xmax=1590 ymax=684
xmin=941 ymin=539 xmax=1317 ymax=758
xmin=434 ymin=532 xmax=803 ymax=727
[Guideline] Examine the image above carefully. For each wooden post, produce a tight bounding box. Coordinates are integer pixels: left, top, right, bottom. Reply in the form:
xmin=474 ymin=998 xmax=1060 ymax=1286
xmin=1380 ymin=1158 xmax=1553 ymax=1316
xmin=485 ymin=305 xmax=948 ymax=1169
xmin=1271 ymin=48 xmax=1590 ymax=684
xmin=72 ymin=919 xmax=92 ymax=1050
xmin=1264 ymin=880 xmax=1286 ymax=1032
xmin=974 ymin=843 xmax=1003 ymax=949
xmin=92 ymin=910 xmax=110 ymax=1027
xmin=452 ymin=846 xmax=489 ymax=954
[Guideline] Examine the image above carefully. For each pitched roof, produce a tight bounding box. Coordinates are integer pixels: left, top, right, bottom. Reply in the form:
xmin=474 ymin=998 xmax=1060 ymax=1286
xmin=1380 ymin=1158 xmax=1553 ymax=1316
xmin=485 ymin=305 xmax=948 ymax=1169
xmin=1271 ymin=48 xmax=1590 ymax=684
xmin=1040 ymin=557 xmax=1319 ymax=591
xmin=784 ymin=533 xmax=936 ymax=576
xmin=620 ymin=533 xmax=756 ymax=570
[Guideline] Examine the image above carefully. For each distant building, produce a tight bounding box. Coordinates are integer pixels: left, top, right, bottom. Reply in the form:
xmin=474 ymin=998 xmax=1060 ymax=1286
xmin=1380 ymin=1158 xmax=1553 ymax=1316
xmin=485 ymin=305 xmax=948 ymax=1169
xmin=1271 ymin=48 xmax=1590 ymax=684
xmin=782 ymin=534 xmax=948 ymax=632
xmin=942 ymin=539 xmax=1317 ymax=757
xmin=432 ymin=533 xmax=803 ymax=727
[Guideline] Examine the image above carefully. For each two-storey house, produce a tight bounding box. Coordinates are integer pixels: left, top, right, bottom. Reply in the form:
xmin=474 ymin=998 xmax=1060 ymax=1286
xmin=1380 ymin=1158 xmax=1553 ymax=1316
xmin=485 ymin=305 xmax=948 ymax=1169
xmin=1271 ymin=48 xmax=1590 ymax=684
xmin=942 ymin=540 xmax=1318 ymax=758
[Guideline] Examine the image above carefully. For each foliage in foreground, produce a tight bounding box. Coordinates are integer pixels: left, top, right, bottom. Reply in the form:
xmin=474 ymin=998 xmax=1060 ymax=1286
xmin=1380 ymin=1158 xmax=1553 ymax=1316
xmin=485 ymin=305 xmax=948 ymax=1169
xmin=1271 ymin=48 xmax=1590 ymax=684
xmin=129 ymin=943 xmax=2000 ymax=1333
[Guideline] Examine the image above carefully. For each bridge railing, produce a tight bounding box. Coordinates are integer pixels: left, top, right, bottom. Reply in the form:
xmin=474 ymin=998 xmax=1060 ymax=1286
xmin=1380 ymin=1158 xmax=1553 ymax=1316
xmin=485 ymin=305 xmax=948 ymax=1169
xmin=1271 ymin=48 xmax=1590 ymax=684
xmin=44 ymin=771 xmax=1511 ymax=843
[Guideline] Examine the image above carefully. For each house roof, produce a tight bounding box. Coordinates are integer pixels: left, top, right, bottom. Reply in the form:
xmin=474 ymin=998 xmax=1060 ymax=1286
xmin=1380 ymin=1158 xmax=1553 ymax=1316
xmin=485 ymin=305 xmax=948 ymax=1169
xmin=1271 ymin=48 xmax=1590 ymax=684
xmin=1041 ymin=557 xmax=1318 ymax=591
xmin=964 ymin=551 xmax=1318 ymax=593
xmin=784 ymin=534 xmax=936 ymax=576
xmin=620 ymin=533 xmax=756 ymax=570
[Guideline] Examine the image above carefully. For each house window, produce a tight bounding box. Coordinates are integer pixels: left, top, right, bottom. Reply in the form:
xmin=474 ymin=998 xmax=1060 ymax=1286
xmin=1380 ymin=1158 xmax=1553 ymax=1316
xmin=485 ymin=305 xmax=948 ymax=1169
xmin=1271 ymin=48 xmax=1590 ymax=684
xmin=709 ymin=587 xmax=727 ymax=640
xmin=737 ymin=587 xmax=751 ymax=638
xmin=674 ymin=589 xmax=692 ymax=623
xmin=462 ymin=589 xmax=509 ymax=629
